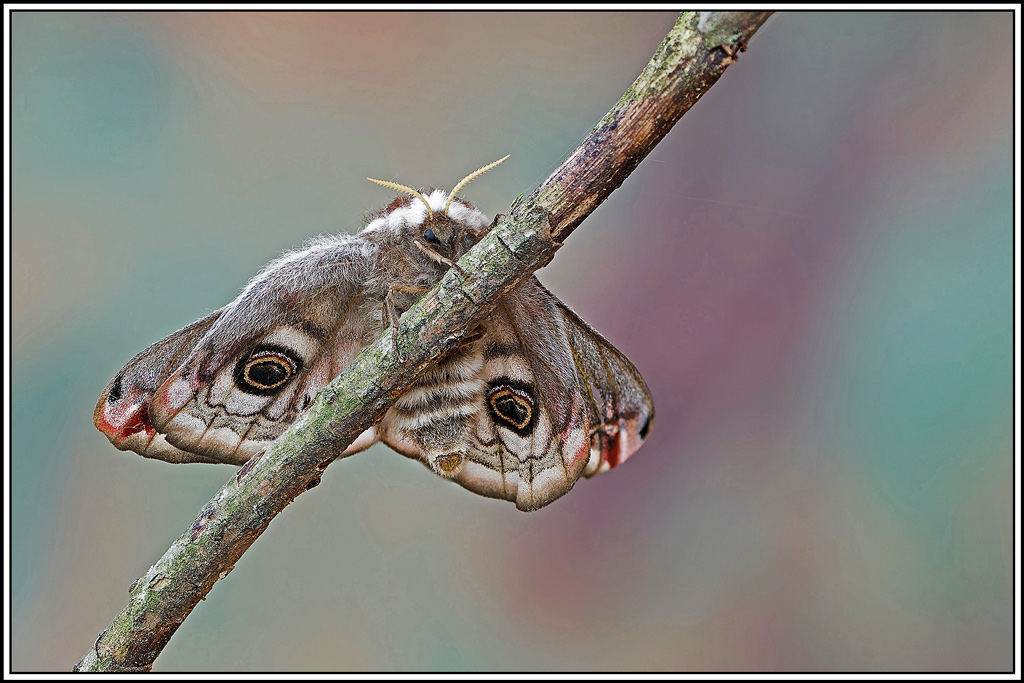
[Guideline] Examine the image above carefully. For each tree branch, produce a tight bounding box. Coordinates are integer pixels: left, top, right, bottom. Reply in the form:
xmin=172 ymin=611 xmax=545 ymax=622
xmin=73 ymin=11 xmax=774 ymax=672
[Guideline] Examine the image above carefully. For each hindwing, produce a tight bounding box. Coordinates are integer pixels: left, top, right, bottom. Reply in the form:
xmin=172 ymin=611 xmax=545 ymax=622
xmin=377 ymin=277 xmax=654 ymax=511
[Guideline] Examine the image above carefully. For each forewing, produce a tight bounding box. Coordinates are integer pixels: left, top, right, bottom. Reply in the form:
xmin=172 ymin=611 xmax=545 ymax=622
xmin=100 ymin=235 xmax=383 ymax=465
xmin=554 ymin=295 xmax=655 ymax=478
xmin=94 ymin=309 xmax=225 ymax=463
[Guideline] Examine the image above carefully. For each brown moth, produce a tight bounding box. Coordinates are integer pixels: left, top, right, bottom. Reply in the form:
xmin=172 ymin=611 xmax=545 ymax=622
xmin=94 ymin=157 xmax=654 ymax=511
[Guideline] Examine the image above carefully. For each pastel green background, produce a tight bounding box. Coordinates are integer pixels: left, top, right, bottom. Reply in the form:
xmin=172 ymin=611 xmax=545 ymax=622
xmin=11 ymin=11 xmax=1014 ymax=672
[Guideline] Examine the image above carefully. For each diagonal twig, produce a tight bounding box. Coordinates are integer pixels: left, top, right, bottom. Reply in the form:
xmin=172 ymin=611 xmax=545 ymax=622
xmin=73 ymin=11 xmax=774 ymax=672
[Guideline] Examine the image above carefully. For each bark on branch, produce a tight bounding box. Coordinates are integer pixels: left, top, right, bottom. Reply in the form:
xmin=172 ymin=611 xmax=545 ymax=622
xmin=74 ymin=11 xmax=774 ymax=672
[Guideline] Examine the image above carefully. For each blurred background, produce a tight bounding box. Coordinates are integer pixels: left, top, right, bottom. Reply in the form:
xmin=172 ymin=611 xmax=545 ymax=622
xmin=10 ymin=11 xmax=1014 ymax=672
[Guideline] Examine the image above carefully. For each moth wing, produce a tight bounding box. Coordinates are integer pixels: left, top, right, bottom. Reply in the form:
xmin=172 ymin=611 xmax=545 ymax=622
xmin=96 ymin=236 xmax=384 ymax=465
xmin=94 ymin=309 xmax=226 ymax=463
xmin=553 ymin=294 xmax=655 ymax=477
xmin=392 ymin=277 xmax=653 ymax=511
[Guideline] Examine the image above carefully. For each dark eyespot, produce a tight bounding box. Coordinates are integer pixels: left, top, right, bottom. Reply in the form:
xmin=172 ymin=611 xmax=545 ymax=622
xmin=486 ymin=380 xmax=537 ymax=436
xmin=494 ymin=393 xmax=530 ymax=427
xmin=424 ymin=228 xmax=438 ymax=242
xmin=234 ymin=346 xmax=301 ymax=395
xmin=248 ymin=359 xmax=288 ymax=387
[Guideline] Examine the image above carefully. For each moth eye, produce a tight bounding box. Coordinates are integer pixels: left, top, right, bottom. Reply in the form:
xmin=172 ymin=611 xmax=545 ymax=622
xmin=424 ymin=228 xmax=438 ymax=242
xmin=487 ymin=381 xmax=536 ymax=436
xmin=234 ymin=347 xmax=301 ymax=395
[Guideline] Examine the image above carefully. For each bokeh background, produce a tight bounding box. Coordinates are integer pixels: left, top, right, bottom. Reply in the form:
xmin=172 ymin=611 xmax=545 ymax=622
xmin=10 ymin=11 xmax=1015 ymax=672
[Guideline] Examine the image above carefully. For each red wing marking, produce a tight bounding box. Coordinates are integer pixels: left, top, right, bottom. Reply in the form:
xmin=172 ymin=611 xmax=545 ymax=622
xmin=95 ymin=400 xmax=156 ymax=442
xmin=118 ymin=405 xmax=156 ymax=440
xmin=604 ymin=428 xmax=622 ymax=469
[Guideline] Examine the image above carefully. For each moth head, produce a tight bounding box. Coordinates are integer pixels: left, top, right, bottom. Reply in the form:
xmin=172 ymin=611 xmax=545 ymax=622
xmin=364 ymin=155 xmax=509 ymax=257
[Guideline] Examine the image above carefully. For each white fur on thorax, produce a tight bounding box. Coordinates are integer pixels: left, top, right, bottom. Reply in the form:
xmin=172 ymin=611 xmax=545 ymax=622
xmin=362 ymin=190 xmax=489 ymax=234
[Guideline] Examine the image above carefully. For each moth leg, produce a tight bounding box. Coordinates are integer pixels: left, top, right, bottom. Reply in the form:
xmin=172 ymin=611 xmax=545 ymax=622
xmin=458 ymin=325 xmax=486 ymax=348
xmin=385 ymin=284 xmax=430 ymax=358
xmin=412 ymin=238 xmax=467 ymax=276
xmin=462 ymin=225 xmax=487 ymax=239
xmin=452 ymin=225 xmax=489 ymax=257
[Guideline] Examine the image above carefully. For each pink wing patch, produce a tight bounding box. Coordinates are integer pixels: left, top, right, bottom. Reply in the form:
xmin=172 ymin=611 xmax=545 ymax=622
xmin=95 ymin=390 xmax=155 ymax=443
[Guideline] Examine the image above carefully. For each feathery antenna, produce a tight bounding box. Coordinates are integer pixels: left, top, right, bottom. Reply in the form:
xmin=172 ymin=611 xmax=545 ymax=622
xmin=445 ymin=155 xmax=510 ymax=216
xmin=366 ymin=178 xmax=434 ymax=220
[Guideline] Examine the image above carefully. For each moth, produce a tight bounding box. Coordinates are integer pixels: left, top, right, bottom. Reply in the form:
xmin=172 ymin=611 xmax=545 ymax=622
xmin=94 ymin=157 xmax=654 ymax=511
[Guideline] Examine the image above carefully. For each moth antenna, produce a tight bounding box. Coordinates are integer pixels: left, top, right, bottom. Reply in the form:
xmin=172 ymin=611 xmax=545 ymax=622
xmin=444 ymin=154 xmax=510 ymax=216
xmin=366 ymin=177 xmax=434 ymax=220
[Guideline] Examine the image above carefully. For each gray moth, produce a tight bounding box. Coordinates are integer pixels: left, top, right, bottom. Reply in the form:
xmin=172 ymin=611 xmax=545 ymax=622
xmin=95 ymin=158 xmax=654 ymax=511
